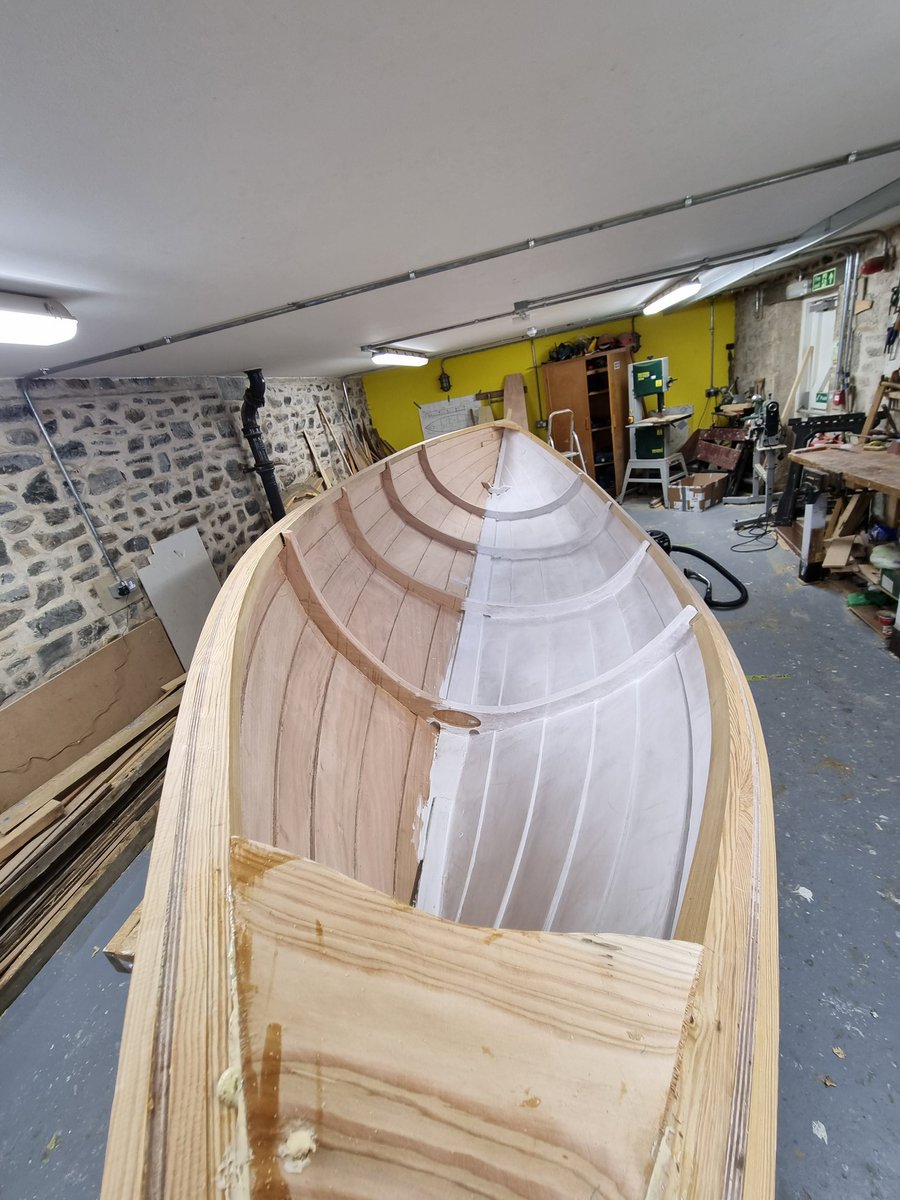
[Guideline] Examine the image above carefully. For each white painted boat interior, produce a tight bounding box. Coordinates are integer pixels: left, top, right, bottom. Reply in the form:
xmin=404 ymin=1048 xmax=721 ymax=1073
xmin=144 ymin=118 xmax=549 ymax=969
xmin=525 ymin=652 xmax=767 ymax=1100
xmin=238 ymin=424 xmax=711 ymax=939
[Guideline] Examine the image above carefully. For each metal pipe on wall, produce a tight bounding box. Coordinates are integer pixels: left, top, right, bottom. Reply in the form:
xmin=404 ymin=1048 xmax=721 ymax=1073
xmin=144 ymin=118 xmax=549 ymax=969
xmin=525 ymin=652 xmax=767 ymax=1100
xmin=709 ymin=299 xmax=716 ymax=390
xmin=836 ymin=248 xmax=860 ymax=388
xmin=240 ymin=369 xmax=286 ymax=522
xmin=18 ymin=380 xmax=134 ymax=596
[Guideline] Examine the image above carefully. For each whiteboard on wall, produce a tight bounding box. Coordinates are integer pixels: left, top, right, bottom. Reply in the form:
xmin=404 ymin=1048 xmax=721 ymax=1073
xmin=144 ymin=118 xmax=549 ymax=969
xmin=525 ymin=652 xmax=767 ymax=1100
xmin=418 ymin=395 xmax=482 ymax=440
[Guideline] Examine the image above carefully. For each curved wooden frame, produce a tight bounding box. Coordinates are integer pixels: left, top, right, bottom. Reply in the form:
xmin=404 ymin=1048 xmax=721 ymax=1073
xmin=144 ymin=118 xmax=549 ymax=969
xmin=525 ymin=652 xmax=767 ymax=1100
xmin=102 ymin=422 xmax=777 ymax=1200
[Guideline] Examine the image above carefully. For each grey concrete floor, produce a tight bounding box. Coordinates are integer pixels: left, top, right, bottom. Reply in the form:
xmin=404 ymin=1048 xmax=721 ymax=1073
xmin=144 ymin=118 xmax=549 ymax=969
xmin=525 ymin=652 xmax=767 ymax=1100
xmin=0 ymin=496 xmax=898 ymax=1199
xmin=632 ymin=497 xmax=900 ymax=1200
xmin=0 ymin=848 xmax=149 ymax=1200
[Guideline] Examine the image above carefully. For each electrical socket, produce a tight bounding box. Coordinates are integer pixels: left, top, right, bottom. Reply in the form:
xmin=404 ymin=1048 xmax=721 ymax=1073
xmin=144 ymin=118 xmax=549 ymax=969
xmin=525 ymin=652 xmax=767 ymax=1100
xmin=95 ymin=577 xmax=141 ymax=617
xmin=109 ymin=577 xmax=139 ymax=599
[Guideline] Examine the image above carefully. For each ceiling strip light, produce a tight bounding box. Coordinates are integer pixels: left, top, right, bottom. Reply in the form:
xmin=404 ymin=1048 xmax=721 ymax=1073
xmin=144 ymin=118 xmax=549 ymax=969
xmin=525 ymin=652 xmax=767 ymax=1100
xmin=367 ymin=348 xmax=429 ymax=367
xmin=642 ymin=278 xmax=702 ymax=316
xmin=0 ymin=291 xmax=77 ymax=346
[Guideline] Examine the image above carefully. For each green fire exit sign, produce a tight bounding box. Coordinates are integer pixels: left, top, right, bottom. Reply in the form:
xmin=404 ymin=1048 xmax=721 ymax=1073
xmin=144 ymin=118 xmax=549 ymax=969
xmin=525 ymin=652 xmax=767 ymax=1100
xmin=811 ymin=267 xmax=837 ymax=292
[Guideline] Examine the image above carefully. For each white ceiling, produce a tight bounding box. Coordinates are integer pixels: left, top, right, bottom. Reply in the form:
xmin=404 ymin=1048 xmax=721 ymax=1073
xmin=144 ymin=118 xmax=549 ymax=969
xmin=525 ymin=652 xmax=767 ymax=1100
xmin=1 ymin=0 xmax=899 ymax=380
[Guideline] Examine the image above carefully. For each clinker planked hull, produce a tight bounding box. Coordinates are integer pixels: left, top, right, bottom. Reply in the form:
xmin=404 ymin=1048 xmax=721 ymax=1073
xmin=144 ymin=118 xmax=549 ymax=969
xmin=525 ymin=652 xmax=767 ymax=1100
xmin=102 ymin=423 xmax=777 ymax=1199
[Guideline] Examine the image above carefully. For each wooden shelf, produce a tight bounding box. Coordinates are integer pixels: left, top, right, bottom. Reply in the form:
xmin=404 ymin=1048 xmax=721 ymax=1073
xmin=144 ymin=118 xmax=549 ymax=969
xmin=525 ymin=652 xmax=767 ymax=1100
xmin=857 ymin=562 xmax=897 ymax=600
xmin=542 ymin=348 xmax=631 ymax=494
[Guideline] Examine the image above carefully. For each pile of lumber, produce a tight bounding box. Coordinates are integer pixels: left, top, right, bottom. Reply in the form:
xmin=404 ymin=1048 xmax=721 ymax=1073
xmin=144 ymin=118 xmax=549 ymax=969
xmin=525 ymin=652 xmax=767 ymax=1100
xmin=0 ymin=678 xmax=184 ymax=1009
xmin=820 ymin=492 xmax=871 ymax=572
xmin=304 ymin=405 xmax=395 ymax=491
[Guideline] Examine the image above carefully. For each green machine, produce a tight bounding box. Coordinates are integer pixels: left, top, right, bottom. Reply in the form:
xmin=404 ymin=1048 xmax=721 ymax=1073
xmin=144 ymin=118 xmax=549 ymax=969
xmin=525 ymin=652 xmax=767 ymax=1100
xmin=630 ymin=357 xmax=669 ymax=407
xmin=629 ymin=357 xmax=670 ymax=456
xmin=620 ymin=356 xmax=693 ymax=504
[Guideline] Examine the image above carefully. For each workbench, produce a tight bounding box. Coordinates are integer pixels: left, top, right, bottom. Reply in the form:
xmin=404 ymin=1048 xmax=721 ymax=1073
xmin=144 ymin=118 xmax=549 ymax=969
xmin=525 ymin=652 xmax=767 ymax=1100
xmin=787 ymin=444 xmax=900 ymax=655
xmin=788 ymin=445 xmax=900 ymax=501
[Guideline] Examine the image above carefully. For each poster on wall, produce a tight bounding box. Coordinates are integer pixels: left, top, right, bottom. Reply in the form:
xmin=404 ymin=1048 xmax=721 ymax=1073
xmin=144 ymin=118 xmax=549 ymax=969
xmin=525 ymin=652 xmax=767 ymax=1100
xmin=418 ymin=394 xmax=482 ymax=440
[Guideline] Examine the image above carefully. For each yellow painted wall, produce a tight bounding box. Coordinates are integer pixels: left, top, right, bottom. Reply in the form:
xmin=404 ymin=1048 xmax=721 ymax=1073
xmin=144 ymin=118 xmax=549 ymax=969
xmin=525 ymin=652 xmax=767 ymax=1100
xmin=363 ymin=297 xmax=735 ymax=449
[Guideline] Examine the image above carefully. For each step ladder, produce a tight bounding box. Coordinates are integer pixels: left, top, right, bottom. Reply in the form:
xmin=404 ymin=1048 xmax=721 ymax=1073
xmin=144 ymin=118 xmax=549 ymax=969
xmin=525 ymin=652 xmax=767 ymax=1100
xmin=547 ymin=409 xmax=587 ymax=473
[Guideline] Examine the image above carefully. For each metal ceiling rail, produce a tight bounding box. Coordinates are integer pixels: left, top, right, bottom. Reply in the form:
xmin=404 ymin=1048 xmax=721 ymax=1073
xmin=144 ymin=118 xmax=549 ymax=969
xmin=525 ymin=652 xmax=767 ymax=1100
xmin=374 ymin=176 xmax=900 ymax=352
xmin=372 ymin=237 xmax=789 ymax=349
xmin=26 ymin=139 xmax=900 ymax=379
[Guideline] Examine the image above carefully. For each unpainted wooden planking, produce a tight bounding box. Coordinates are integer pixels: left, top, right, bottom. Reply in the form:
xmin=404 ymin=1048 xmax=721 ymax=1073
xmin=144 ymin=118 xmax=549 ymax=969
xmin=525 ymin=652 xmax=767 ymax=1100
xmin=231 ymin=838 xmax=703 ymax=1200
xmin=502 ymin=373 xmax=528 ymax=428
xmin=99 ymin=426 xmax=500 ymax=1197
xmin=383 ymin=462 xmax=479 ymax=553
xmin=104 ymin=902 xmax=143 ymax=973
xmin=0 ymin=800 xmax=65 ymax=865
xmin=239 ymin=574 xmax=309 ymax=846
xmin=336 ymin=489 xmax=462 ymax=610
xmin=244 ymin=543 xmax=455 ymax=871
xmin=273 ymin=620 xmax=337 ymax=858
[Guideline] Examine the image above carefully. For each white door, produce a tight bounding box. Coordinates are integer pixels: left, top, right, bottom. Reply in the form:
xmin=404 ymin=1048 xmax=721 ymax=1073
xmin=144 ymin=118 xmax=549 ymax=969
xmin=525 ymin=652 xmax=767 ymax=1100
xmin=797 ymin=296 xmax=838 ymax=412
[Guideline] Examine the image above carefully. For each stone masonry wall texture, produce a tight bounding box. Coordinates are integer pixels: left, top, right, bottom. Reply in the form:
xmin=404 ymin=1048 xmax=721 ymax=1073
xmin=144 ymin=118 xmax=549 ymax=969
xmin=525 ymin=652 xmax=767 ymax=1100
xmin=734 ymin=221 xmax=900 ymax=411
xmin=0 ymin=374 xmax=371 ymax=705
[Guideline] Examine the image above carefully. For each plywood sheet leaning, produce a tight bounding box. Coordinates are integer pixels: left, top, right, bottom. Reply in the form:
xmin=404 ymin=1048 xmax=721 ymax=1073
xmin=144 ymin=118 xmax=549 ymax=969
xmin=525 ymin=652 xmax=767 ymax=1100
xmin=102 ymin=422 xmax=777 ymax=1199
xmin=0 ymin=617 xmax=181 ymax=810
xmin=138 ymin=529 xmax=221 ymax=669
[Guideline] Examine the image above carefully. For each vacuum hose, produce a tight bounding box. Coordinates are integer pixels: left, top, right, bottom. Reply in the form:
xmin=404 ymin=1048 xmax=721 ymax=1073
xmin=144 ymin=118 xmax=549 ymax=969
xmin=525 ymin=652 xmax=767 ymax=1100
xmin=647 ymin=530 xmax=749 ymax=610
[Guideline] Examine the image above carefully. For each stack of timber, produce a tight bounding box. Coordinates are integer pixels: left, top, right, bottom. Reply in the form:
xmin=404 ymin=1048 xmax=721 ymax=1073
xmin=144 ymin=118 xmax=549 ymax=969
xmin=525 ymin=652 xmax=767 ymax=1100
xmin=309 ymin=404 xmax=395 ymax=490
xmin=103 ymin=423 xmax=777 ymax=1199
xmin=0 ymin=680 xmax=182 ymax=1009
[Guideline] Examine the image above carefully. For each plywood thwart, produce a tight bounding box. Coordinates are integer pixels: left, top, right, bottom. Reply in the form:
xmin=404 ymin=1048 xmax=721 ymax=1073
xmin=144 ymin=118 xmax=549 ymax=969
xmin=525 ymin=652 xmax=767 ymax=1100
xmin=232 ymin=838 xmax=702 ymax=1198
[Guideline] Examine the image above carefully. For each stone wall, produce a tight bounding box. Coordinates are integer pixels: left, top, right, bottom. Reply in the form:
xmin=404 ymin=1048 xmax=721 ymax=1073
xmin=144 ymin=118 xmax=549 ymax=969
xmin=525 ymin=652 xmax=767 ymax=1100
xmin=732 ymin=287 xmax=803 ymax=401
xmin=0 ymin=374 xmax=370 ymax=705
xmin=734 ymin=222 xmax=900 ymax=410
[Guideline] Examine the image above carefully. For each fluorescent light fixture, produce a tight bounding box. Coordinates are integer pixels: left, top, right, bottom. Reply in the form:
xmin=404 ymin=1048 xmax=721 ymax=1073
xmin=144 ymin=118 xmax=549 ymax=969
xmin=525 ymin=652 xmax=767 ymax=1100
xmin=642 ymin=278 xmax=702 ymax=316
xmin=368 ymin=348 xmax=428 ymax=367
xmin=0 ymin=291 xmax=77 ymax=345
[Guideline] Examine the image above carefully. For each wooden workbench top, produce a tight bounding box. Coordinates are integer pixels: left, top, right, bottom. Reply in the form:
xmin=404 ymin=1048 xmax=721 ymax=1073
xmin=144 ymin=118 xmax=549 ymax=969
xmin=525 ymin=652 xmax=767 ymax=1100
xmin=789 ymin=445 xmax=900 ymax=500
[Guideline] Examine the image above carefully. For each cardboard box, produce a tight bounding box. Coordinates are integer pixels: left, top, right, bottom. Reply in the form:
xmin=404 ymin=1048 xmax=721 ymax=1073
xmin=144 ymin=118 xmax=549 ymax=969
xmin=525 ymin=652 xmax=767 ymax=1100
xmin=668 ymin=472 xmax=729 ymax=512
xmin=879 ymin=567 xmax=900 ymax=599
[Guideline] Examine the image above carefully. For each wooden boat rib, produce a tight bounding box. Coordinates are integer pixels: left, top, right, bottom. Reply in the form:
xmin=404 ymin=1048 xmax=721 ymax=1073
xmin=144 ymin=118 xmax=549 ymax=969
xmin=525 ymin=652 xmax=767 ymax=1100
xmin=103 ymin=422 xmax=777 ymax=1199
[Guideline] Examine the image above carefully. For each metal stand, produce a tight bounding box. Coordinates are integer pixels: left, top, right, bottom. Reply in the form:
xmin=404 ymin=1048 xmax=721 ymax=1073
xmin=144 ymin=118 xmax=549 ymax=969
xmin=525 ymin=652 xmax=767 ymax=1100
xmin=733 ymin=442 xmax=784 ymax=530
xmin=618 ymin=452 xmax=688 ymax=507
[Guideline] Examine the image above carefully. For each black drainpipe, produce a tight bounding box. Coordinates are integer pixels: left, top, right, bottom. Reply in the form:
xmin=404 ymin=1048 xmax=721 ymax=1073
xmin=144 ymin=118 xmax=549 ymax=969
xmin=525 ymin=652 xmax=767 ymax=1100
xmin=240 ymin=368 xmax=285 ymax=522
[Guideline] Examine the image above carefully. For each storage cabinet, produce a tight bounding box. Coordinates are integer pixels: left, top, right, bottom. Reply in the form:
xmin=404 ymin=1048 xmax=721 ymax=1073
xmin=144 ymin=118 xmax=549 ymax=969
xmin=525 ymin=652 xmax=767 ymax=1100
xmin=541 ymin=348 xmax=631 ymax=494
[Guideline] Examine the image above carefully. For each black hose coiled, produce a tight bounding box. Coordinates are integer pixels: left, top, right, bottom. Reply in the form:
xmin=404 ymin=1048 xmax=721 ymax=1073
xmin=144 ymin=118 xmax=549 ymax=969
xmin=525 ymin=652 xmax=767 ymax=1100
xmin=647 ymin=530 xmax=749 ymax=610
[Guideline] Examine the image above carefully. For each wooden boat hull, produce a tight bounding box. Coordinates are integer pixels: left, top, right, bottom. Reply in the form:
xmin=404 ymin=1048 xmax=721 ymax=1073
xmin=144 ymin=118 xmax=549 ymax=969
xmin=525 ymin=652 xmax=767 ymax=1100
xmin=103 ymin=423 xmax=777 ymax=1198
